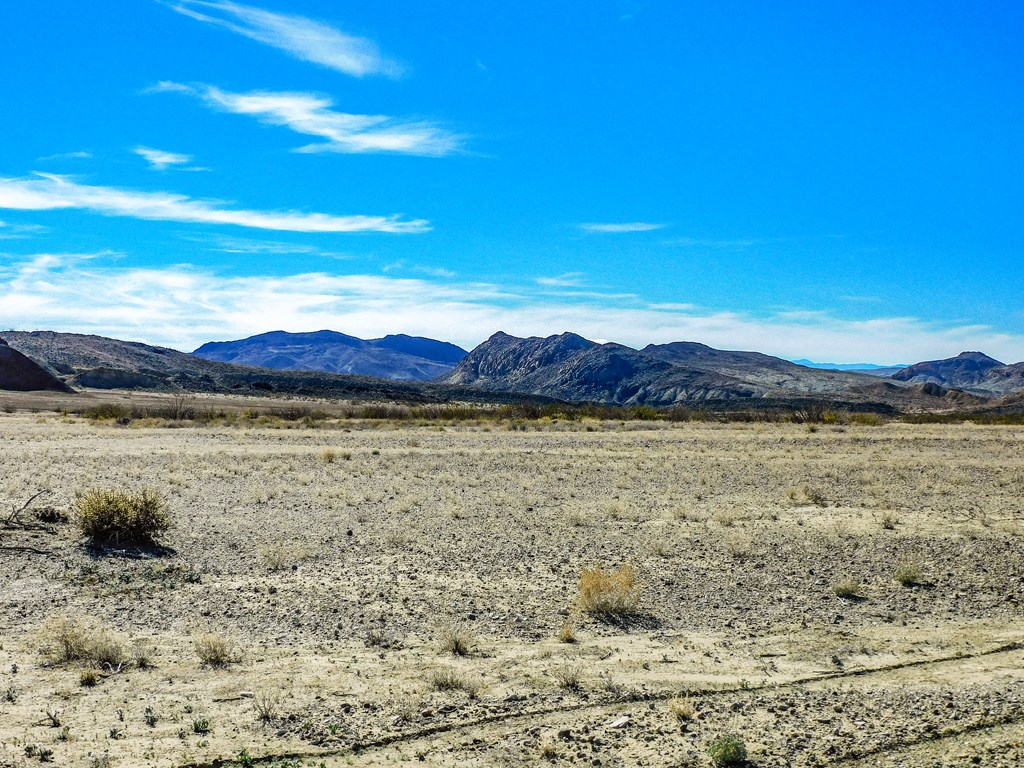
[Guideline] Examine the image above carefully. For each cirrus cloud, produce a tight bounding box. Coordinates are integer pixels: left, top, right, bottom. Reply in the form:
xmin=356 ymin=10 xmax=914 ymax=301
xmin=153 ymin=82 xmax=463 ymax=156
xmin=580 ymin=222 xmax=666 ymax=234
xmin=162 ymin=0 xmax=403 ymax=77
xmin=0 ymin=173 xmax=429 ymax=233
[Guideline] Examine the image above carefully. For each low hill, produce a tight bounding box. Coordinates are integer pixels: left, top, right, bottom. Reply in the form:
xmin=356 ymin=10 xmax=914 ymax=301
xmin=641 ymin=342 xmax=873 ymax=395
xmin=193 ymin=330 xmax=467 ymax=381
xmin=889 ymin=351 xmax=1024 ymax=395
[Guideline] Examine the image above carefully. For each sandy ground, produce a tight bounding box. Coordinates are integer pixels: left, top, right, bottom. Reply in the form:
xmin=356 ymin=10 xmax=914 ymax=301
xmin=1 ymin=409 xmax=1022 ymax=767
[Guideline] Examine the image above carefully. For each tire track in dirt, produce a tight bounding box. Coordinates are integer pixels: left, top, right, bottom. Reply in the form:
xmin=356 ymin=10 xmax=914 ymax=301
xmin=177 ymin=640 xmax=1024 ymax=767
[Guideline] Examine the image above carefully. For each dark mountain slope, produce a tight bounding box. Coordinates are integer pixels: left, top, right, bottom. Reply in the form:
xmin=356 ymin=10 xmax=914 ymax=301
xmin=370 ymin=334 xmax=467 ymax=365
xmin=193 ymin=330 xmax=466 ymax=381
xmin=0 ymin=337 xmax=72 ymax=392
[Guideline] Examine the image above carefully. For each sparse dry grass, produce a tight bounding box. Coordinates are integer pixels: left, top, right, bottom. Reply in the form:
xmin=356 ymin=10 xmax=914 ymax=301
xmin=40 ymin=616 xmax=127 ymax=671
xmin=193 ymin=630 xmax=240 ymax=668
xmin=437 ymin=622 xmax=476 ymax=656
xmin=428 ymin=667 xmax=480 ymax=696
xmin=258 ymin=540 xmax=309 ymax=571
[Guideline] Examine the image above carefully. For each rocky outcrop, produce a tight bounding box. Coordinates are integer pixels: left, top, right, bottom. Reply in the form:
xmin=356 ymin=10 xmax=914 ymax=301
xmin=70 ymin=367 xmax=169 ymax=390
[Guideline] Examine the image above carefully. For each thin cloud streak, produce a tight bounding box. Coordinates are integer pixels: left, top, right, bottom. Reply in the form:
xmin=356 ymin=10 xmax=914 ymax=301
xmin=163 ymin=0 xmax=403 ymax=77
xmin=158 ymin=83 xmax=462 ymax=156
xmin=0 ymin=173 xmax=429 ymax=233
xmin=580 ymin=222 xmax=666 ymax=233
xmin=37 ymin=151 xmax=93 ymax=162
xmin=2 ymin=255 xmax=1023 ymax=364
xmin=133 ymin=146 xmax=193 ymax=170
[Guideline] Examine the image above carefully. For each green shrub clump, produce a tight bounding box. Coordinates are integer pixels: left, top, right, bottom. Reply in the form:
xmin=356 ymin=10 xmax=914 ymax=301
xmin=707 ymin=733 xmax=748 ymax=766
xmin=74 ymin=488 xmax=171 ymax=545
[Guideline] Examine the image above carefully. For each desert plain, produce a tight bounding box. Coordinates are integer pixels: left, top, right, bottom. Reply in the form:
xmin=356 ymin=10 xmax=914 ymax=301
xmin=1 ymin=397 xmax=1023 ymax=767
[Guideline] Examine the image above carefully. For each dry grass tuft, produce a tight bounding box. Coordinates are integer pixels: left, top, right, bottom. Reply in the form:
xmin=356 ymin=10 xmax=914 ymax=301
xmin=550 ymin=660 xmax=584 ymax=691
xmin=74 ymin=488 xmax=170 ymax=545
xmin=40 ymin=616 xmax=127 ymax=670
xmin=895 ymin=558 xmax=923 ymax=587
xmin=258 ymin=540 xmax=309 ymax=572
xmin=252 ymin=691 xmax=280 ymax=723
xmin=668 ymin=695 xmax=696 ymax=722
xmin=578 ymin=563 xmax=641 ymax=619
xmin=193 ymin=630 xmax=240 ymax=668
xmin=437 ymin=622 xmax=476 ymax=656
xmin=557 ymin=622 xmax=577 ymax=644
xmin=832 ymin=579 xmax=862 ymax=599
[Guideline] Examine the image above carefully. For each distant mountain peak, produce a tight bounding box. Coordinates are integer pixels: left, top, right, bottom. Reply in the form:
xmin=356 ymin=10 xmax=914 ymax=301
xmin=192 ymin=329 xmax=467 ymax=381
xmin=954 ymin=351 xmax=1004 ymax=365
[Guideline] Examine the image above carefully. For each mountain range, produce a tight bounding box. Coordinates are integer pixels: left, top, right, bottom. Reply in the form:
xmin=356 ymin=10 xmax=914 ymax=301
xmin=2 ymin=329 xmax=1024 ymax=413
xmin=193 ymin=330 xmax=466 ymax=381
xmin=442 ymin=332 xmax=918 ymax=405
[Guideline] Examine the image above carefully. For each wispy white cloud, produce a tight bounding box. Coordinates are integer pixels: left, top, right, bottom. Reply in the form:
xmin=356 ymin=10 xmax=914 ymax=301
xmin=156 ymin=82 xmax=462 ymax=156
xmin=133 ymin=146 xmax=195 ymax=171
xmin=665 ymin=236 xmax=758 ymax=249
xmin=162 ymin=0 xmax=403 ymax=77
xmin=580 ymin=222 xmax=666 ymax=233
xmin=382 ymin=260 xmax=456 ymax=278
xmin=0 ymin=220 xmax=48 ymax=240
xmin=37 ymin=151 xmax=93 ymax=162
xmin=0 ymin=173 xmax=429 ymax=233
xmin=188 ymin=234 xmax=352 ymax=258
xmin=535 ymin=272 xmax=585 ymax=288
xmin=3 ymin=254 xmax=1023 ymax=364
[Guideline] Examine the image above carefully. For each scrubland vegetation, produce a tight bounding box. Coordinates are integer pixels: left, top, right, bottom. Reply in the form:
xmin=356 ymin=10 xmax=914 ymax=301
xmin=1 ymin=400 xmax=1023 ymax=766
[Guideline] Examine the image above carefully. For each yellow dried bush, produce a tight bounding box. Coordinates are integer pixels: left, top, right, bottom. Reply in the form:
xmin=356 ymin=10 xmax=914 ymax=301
xmin=577 ymin=563 xmax=641 ymax=619
xmin=74 ymin=488 xmax=170 ymax=545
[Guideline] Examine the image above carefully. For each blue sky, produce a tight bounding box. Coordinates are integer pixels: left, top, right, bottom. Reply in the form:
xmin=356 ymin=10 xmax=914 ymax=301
xmin=1 ymin=1 xmax=1023 ymax=363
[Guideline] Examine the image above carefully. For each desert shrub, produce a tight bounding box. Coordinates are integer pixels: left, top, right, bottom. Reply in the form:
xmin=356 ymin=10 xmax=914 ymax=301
xmin=259 ymin=541 xmax=308 ymax=572
xmin=79 ymin=404 xmax=131 ymax=421
xmin=74 ymin=488 xmax=170 ymax=545
xmin=557 ymin=622 xmax=577 ymax=644
xmin=850 ymin=412 xmax=883 ymax=426
xmin=667 ymin=695 xmax=696 ymax=722
xmin=437 ymin=622 xmax=476 ymax=656
xmin=550 ymin=660 xmax=583 ymax=691
xmin=832 ymin=579 xmax=862 ymax=599
xmin=41 ymin=616 xmax=127 ymax=670
xmin=895 ymin=558 xmax=923 ymax=587
xmin=194 ymin=630 xmax=240 ymax=668
xmin=252 ymin=691 xmax=280 ymax=723
xmin=707 ymin=733 xmax=748 ymax=766
xmin=578 ymin=563 xmax=641 ymax=619
xmin=878 ymin=511 xmax=899 ymax=530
